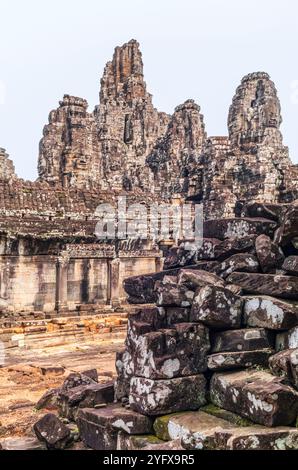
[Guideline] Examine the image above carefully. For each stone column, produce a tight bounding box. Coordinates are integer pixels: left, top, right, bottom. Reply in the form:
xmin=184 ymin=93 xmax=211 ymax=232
xmin=155 ymin=254 xmax=164 ymax=273
xmin=55 ymin=255 xmax=69 ymax=313
xmin=109 ymin=258 xmax=120 ymax=308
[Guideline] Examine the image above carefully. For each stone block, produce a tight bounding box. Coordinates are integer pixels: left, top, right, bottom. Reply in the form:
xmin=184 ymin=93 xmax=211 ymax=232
xmin=243 ymin=295 xmax=298 ymax=330
xmin=129 ymin=375 xmax=207 ymax=416
xmin=190 ymin=285 xmax=243 ymax=328
xmin=210 ymin=370 xmax=298 ymax=426
xmin=203 ymin=218 xmax=277 ymax=240
xmin=255 ymin=234 xmax=284 ymax=273
xmin=207 ymin=349 xmax=273 ymax=371
xmin=227 ymin=273 xmax=298 ymax=299
xmin=77 ymin=405 xmax=153 ymax=450
xmin=59 ymin=381 xmax=114 ymax=419
xmin=34 ymin=413 xmax=72 ymax=450
xmin=211 ymin=328 xmax=274 ymax=353
xmin=269 ymin=348 xmax=298 ymax=388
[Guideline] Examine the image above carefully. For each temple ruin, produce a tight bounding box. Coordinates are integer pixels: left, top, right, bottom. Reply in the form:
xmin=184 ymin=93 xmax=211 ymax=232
xmin=0 ymin=39 xmax=297 ymax=321
xmin=1 ymin=38 xmax=298 ymax=452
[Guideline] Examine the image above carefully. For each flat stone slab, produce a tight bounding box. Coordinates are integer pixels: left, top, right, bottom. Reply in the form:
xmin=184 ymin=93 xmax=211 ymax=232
xmin=163 ymin=239 xmax=224 ymax=268
xmin=163 ymin=243 xmax=197 ymax=269
xmin=269 ymin=348 xmax=298 ymax=388
xmin=217 ymin=253 xmax=259 ymax=278
xmin=227 ymin=273 xmax=298 ymax=299
xmin=207 ymin=349 xmax=273 ymax=371
xmin=122 ymin=319 xmax=210 ymax=380
xmin=210 ymin=370 xmax=298 ymax=426
xmin=213 ymin=235 xmax=257 ymax=261
xmin=154 ymin=411 xmax=235 ymax=450
xmin=211 ymin=328 xmax=274 ymax=353
xmin=217 ymin=426 xmax=298 ymax=450
xmin=190 ymin=285 xmax=243 ymax=329
xmin=242 ymin=202 xmax=288 ymax=222
xmin=129 ymin=375 xmax=206 ymax=416
xmin=243 ymin=295 xmax=298 ymax=330
xmin=144 ymin=440 xmax=184 ymax=450
xmin=153 ymin=410 xmax=298 ymax=450
xmin=178 ymin=269 xmax=225 ymax=290
xmin=203 ymin=218 xmax=277 ymax=240
xmin=77 ymin=405 xmax=153 ymax=450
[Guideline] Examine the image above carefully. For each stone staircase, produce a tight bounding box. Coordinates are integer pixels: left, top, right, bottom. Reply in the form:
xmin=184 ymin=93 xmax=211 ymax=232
xmin=0 ymin=310 xmax=128 ymax=352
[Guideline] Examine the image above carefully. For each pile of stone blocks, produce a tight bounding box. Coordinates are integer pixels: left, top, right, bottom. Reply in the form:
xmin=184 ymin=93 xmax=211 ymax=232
xmin=34 ymin=201 xmax=298 ymax=450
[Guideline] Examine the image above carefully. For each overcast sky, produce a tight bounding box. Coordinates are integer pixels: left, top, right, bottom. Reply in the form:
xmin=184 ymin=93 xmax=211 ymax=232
xmin=0 ymin=0 xmax=298 ymax=180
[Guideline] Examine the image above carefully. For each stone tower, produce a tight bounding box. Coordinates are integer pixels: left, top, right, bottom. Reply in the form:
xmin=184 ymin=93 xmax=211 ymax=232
xmin=228 ymin=72 xmax=283 ymax=149
xmin=95 ymin=39 xmax=170 ymax=191
xmin=146 ymin=99 xmax=206 ymax=200
xmin=38 ymin=95 xmax=100 ymax=189
xmin=200 ymin=72 xmax=298 ymax=219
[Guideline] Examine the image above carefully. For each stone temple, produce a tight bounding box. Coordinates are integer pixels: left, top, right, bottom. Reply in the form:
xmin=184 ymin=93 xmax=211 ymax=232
xmin=2 ymin=39 xmax=298 ymax=453
xmin=0 ymin=39 xmax=297 ymax=318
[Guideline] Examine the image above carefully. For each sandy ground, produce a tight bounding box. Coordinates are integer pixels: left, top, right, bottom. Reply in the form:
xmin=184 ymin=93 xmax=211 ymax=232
xmin=0 ymin=336 xmax=125 ymax=439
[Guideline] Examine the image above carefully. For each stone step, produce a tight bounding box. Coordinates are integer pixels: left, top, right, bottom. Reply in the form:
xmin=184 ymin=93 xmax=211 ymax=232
xmin=22 ymin=327 xmax=125 ymax=344
xmin=2 ymin=327 xmax=126 ymax=351
xmin=0 ymin=311 xmax=128 ymax=328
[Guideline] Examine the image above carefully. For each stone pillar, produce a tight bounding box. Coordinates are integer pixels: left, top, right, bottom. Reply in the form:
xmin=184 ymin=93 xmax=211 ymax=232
xmin=155 ymin=254 xmax=164 ymax=273
xmin=109 ymin=258 xmax=120 ymax=308
xmin=55 ymin=256 xmax=69 ymax=313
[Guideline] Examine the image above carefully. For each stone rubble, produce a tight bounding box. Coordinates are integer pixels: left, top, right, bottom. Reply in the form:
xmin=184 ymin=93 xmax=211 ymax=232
xmin=32 ymin=200 xmax=298 ymax=450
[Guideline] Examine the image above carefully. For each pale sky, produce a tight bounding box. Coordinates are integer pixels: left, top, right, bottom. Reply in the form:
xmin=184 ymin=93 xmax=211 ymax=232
xmin=0 ymin=0 xmax=298 ymax=180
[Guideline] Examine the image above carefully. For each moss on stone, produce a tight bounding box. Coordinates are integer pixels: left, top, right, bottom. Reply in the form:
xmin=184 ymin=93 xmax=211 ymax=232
xmin=153 ymin=412 xmax=186 ymax=440
xmin=130 ymin=435 xmax=164 ymax=449
xmin=201 ymin=404 xmax=253 ymax=427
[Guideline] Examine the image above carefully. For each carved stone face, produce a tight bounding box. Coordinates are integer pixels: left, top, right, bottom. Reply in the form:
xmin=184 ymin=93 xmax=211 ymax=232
xmin=228 ymin=73 xmax=283 ymax=148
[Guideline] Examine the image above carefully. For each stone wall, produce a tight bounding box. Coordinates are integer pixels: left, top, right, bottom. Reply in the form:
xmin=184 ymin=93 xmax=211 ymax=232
xmin=0 ymin=238 xmax=161 ymax=316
